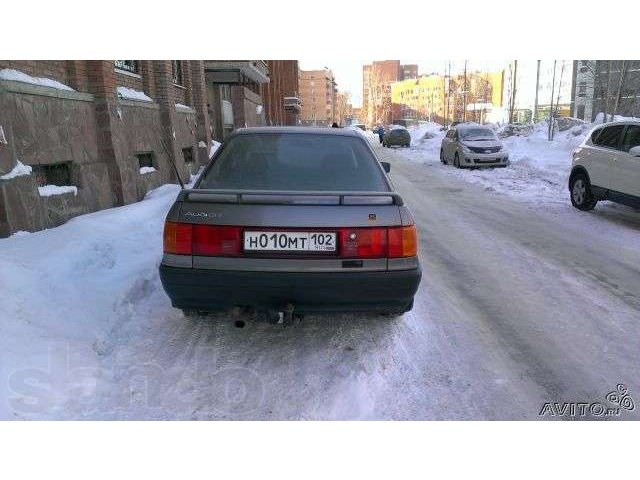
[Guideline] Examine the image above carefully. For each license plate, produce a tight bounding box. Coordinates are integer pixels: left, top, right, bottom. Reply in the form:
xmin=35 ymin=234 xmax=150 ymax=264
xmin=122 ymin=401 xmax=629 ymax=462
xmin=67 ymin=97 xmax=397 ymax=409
xmin=244 ymin=231 xmax=336 ymax=252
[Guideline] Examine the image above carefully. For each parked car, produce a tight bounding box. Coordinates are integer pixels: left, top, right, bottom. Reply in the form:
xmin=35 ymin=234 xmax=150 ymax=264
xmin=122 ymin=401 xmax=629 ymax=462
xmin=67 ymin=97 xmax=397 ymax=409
xmin=569 ymin=121 xmax=640 ymax=210
xmin=160 ymin=127 xmax=422 ymax=319
xmin=440 ymin=124 xmax=509 ymax=168
xmin=383 ymin=127 xmax=411 ymax=148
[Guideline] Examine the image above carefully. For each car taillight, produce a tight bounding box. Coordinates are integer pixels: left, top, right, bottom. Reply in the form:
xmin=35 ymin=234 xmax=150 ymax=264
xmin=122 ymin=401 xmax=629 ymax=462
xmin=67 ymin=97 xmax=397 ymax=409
xmin=338 ymin=225 xmax=418 ymax=259
xmin=163 ymin=221 xmax=193 ymax=255
xmin=163 ymin=222 xmax=242 ymax=256
xmin=388 ymin=225 xmax=418 ymax=258
xmin=339 ymin=227 xmax=388 ymax=258
xmin=192 ymin=225 xmax=242 ymax=256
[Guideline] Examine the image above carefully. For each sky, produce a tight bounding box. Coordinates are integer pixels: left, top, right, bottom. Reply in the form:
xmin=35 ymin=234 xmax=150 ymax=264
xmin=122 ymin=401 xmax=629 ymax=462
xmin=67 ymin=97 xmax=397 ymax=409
xmin=298 ymin=60 xmax=571 ymax=108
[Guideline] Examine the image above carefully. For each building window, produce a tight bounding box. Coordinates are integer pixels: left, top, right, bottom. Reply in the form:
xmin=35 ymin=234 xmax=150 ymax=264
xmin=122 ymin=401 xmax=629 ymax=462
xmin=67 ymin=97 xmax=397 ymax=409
xmin=32 ymin=163 xmax=73 ymax=187
xmin=182 ymin=147 xmax=194 ymax=165
xmin=172 ymin=61 xmax=183 ymax=85
xmin=220 ymin=84 xmax=232 ymax=101
xmin=115 ymin=60 xmax=140 ymax=74
xmin=136 ymin=152 xmax=154 ymax=169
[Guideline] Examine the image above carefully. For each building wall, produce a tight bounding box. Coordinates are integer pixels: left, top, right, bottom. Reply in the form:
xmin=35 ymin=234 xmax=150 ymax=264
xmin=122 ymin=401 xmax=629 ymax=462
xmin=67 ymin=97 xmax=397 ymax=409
xmin=362 ymin=60 xmax=402 ymax=126
xmin=262 ymin=60 xmax=300 ymax=126
xmin=401 ymin=64 xmax=418 ymax=80
xmin=299 ymin=69 xmax=337 ymax=126
xmin=0 ymin=60 xmax=212 ymax=237
xmin=590 ymin=60 xmax=640 ymax=121
xmin=391 ymin=71 xmax=504 ymax=124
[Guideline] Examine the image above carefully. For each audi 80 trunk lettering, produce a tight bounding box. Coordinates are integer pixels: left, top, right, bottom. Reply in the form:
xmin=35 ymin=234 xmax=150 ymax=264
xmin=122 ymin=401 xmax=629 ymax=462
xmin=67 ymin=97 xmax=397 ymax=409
xmin=159 ymin=127 xmax=422 ymax=317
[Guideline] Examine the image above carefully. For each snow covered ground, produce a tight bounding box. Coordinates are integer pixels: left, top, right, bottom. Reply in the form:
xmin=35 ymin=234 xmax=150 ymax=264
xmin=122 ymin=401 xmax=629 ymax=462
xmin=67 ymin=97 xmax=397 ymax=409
xmin=1 ymin=133 xmax=639 ymax=420
xmin=403 ymin=121 xmax=593 ymax=206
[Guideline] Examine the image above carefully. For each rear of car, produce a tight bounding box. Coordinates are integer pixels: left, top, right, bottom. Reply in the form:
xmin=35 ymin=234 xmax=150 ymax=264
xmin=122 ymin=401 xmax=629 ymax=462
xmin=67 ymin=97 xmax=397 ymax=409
xmin=383 ymin=128 xmax=411 ymax=147
xmin=159 ymin=128 xmax=421 ymax=315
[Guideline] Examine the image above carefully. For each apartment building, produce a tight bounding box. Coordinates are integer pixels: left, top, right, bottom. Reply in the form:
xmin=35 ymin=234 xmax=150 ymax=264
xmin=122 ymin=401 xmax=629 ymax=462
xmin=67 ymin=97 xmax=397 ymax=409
xmin=362 ymin=60 xmax=419 ymax=126
xmin=298 ymin=69 xmax=337 ymax=126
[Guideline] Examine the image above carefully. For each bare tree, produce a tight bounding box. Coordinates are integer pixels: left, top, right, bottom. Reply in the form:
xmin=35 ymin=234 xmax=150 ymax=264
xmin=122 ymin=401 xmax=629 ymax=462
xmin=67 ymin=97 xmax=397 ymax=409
xmin=335 ymin=91 xmax=352 ymax=126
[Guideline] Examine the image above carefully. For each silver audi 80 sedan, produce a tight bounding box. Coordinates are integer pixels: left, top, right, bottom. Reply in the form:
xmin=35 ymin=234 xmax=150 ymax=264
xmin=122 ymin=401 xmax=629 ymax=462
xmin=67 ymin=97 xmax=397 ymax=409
xmin=159 ymin=127 xmax=422 ymax=318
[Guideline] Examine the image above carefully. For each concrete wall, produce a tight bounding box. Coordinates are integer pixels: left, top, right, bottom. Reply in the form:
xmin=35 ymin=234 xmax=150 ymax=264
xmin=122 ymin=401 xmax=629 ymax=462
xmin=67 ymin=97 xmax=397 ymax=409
xmin=0 ymin=80 xmax=113 ymax=236
xmin=231 ymin=86 xmax=265 ymax=129
xmin=0 ymin=60 xmax=211 ymax=238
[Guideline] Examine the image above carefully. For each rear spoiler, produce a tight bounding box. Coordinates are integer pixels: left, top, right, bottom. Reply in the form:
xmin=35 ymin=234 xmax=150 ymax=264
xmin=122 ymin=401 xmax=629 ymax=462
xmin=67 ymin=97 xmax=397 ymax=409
xmin=179 ymin=189 xmax=404 ymax=206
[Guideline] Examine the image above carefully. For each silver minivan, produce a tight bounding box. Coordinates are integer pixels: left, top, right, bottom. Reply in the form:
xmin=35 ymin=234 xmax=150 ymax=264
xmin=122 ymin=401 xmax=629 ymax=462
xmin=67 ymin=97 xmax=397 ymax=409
xmin=440 ymin=124 xmax=509 ymax=168
xmin=160 ymin=127 xmax=422 ymax=318
xmin=570 ymin=121 xmax=640 ymax=210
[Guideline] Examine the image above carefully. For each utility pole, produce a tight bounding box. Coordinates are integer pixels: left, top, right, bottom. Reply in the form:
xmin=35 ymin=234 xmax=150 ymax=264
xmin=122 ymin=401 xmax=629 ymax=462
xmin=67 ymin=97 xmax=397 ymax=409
xmin=462 ymin=60 xmax=468 ymax=122
xmin=533 ymin=60 xmax=540 ymax=123
xmin=508 ymin=60 xmax=518 ymax=123
xmin=548 ymin=60 xmax=557 ymax=141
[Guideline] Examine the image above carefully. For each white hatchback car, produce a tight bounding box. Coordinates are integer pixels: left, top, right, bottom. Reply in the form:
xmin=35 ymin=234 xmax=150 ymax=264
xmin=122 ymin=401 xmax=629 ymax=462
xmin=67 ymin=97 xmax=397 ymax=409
xmin=440 ymin=124 xmax=509 ymax=168
xmin=570 ymin=121 xmax=640 ymax=210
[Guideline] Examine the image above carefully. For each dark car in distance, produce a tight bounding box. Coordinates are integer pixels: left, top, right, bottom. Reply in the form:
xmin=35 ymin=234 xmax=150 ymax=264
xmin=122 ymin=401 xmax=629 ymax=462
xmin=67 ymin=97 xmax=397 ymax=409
xmin=159 ymin=127 xmax=422 ymax=319
xmin=383 ymin=127 xmax=411 ymax=148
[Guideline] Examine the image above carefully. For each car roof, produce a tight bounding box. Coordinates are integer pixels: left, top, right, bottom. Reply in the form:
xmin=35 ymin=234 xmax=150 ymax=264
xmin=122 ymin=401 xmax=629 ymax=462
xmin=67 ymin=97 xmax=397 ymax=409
xmin=456 ymin=123 xmax=492 ymax=130
xmin=591 ymin=120 xmax=640 ymax=128
xmin=229 ymin=126 xmax=363 ymax=138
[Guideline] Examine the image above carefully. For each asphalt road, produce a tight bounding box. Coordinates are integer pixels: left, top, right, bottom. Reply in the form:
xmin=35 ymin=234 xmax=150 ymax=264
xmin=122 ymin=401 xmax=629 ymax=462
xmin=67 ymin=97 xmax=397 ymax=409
xmin=41 ymin=141 xmax=640 ymax=420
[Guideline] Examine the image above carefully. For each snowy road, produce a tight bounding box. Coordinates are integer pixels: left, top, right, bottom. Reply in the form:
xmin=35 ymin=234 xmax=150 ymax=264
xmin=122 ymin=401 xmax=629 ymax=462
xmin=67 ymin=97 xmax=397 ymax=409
xmin=2 ymin=141 xmax=639 ymax=420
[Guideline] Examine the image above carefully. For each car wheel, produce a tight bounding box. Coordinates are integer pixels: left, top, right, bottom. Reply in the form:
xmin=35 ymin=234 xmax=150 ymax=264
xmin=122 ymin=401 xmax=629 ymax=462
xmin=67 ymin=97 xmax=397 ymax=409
xmin=570 ymin=172 xmax=597 ymax=211
xmin=454 ymin=153 xmax=461 ymax=168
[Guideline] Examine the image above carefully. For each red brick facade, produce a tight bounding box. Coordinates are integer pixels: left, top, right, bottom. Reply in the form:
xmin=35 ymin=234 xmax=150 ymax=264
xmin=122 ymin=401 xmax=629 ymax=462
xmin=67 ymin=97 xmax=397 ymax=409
xmin=262 ymin=60 xmax=300 ymax=126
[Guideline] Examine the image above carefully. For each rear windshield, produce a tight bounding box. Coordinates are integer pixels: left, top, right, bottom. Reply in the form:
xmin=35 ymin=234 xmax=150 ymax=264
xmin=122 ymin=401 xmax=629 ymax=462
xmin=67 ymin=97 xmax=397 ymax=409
xmin=198 ymin=133 xmax=389 ymax=191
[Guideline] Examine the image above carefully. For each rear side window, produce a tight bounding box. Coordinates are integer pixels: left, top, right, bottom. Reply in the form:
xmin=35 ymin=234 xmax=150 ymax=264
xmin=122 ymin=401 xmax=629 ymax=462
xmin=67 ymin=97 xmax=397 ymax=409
xmin=592 ymin=125 xmax=624 ymax=149
xmin=198 ymin=133 xmax=389 ymax=192
xmin=621 ymin=125 xmax=640 ymax=152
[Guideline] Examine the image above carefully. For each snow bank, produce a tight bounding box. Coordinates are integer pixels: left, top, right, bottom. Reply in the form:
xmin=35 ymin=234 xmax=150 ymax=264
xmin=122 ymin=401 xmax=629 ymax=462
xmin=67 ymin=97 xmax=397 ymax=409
xmin=407 ymin=122 xmax=444 ymax=149
xmin=117 ymin=86 xmax=153 ymax=103
xmin=0 ymin=184 xmax=181 ymax=419
xmin=0 ymin=161 xmax=32 ymax=180
xmin=403 ymin=120 xmax=591 ymax=205
xmin=139 ymin=166 xmax=157 ymax=175
xmin=0 ymin=68 xmax=74 ymax=91
xmin=38 ymin=185 xmax=78 ymax=197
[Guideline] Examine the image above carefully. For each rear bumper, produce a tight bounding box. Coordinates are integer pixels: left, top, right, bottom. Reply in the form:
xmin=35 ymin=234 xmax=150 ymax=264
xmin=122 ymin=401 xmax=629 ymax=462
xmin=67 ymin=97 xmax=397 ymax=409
xmin=159 ymin=264 xmax=422 ymax=313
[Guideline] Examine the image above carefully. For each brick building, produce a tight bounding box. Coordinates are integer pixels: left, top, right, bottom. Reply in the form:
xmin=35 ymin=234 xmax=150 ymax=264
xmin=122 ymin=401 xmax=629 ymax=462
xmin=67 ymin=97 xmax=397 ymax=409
xmin=262 ymin=60 xmax=301 ymax=126
xmin=0 ymin=60 xmax=210 ymax=238
xmin=362 ymin=60 xmax=419 ymax=126
xmin=203 ymin=61 xmax=270 ymax=140
xmin=298 ymin=69 xmax=338 ymax=126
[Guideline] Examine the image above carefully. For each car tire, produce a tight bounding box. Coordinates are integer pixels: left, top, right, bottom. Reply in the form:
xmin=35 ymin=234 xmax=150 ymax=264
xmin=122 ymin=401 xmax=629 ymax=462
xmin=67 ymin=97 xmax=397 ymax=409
xmin=570 ymin=172 xmax=598 ymax=211
xmin=454 ymin=153 xmax=461 ymax=168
